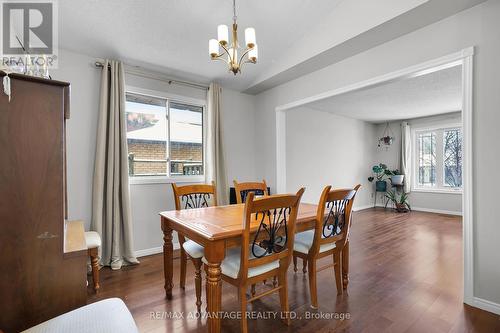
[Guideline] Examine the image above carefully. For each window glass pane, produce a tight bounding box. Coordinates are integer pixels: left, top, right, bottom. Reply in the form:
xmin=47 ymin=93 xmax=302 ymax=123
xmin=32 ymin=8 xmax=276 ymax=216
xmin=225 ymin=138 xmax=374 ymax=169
xmin=417 ymin=132 xmax=436 ymax=187
xmin=443 ymin=129 xmax=462 ymax=187
xmin=126 ymin=93 xmax=167 ymax=177
xmin=169 ymin=102 xmax=204 ymax=176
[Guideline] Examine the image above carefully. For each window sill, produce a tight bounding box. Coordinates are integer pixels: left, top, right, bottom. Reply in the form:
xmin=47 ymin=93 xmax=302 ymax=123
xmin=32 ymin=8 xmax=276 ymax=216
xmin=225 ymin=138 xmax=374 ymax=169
xmin=129 ymin=176 xmax=205 ymax=185
xmin=411 ymin=188 xmax=463 ymax=195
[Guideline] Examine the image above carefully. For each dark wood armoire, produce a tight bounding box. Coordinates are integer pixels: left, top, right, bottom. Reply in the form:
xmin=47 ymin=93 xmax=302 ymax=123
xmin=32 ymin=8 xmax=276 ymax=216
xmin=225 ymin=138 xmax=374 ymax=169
xmin=0 ymin=72 xmax=87 ymax=332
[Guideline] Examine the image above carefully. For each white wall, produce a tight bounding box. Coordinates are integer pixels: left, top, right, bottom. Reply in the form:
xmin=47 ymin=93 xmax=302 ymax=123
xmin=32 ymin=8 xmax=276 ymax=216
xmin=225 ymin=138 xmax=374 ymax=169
xmin=374 ymin=112 xmax=462 ymax=214
xmin=253 ymin=0 xmax=500 ymax=308
xmin=285 ymin=107 xmax=376 ymax=208
xmin=51 ymin=49 xmax=257 ymax=254
xmin=220 ymin=89 xmax=257 ymax=183
xmin=51 ymin=49 xmax=100 ymax=232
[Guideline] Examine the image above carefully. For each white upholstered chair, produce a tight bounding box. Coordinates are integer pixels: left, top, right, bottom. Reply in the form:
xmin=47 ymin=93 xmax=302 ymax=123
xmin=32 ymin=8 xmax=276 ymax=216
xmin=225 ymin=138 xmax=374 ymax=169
xmin=22 ymin=298 xmax=138 ymax=333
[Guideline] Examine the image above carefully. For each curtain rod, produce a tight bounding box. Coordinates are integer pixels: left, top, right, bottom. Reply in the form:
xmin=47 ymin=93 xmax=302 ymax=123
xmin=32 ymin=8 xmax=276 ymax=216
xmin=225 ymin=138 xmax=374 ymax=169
xmin=94 ymin=61 xmax=209 ymax=91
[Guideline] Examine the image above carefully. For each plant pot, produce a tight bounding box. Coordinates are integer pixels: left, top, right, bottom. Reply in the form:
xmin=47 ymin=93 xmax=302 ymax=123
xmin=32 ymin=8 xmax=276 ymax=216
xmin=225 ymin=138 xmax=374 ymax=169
xmin=375 ymin=180 xmax=387 ymax=192
xmin=382 ymin=136 xmax=393 ymax=145
xmin=391 ymin=175 xmax=405 ymax=186
xmin=395 ymin=203 xmax=409 ymax=213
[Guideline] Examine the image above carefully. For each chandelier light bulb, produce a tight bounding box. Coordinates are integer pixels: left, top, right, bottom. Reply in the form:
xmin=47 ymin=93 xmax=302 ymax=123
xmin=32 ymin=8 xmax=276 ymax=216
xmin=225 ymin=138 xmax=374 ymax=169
xmin=217 ymin=25 xmax=229 ymax=45
xmin=228 ymin=48 xmax=238 ymax=61
xmin=248 ymin=44 xmax=258 ymax=62
xmin=244 ymin=27 xmax=256 ymax=48
xmin=209 ymin=39 xmax=219 ymax=58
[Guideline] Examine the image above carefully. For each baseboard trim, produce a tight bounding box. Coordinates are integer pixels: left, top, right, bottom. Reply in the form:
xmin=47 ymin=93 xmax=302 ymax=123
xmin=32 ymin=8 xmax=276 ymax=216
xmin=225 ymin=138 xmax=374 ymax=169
xmin=135 ymin=243 xmax=180 ymax=258
xmin=367 ymin=203 xmax=462 ymax=216
xmin=471 ymin=297 xmax=500 ymax=315
xmin=353 ymin=204 xmax=374 ymax=212
xmin=411 ymin=206 xmax=462 ymax=216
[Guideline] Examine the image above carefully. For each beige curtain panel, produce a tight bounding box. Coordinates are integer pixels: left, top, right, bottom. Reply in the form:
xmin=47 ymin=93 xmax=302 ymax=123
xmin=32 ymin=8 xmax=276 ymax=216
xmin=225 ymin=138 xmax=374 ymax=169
xmin=92 ymin=59 xmax=139 ymax=270
xmin=206 ymin=82 xmax=229 ymax=205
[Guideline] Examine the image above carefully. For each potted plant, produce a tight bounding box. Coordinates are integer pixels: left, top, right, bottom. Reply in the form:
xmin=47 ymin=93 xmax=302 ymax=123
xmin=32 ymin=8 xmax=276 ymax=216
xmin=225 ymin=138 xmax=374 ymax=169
xmin=368 ymin=163 xmax=389 ymax=192
xmin=379 ymin=135 xmax=394 ymax=146
xmin=389 ymin=169 xmax=405 ymax=186
xmin=385 ymin=190 xmax=411 ymax=213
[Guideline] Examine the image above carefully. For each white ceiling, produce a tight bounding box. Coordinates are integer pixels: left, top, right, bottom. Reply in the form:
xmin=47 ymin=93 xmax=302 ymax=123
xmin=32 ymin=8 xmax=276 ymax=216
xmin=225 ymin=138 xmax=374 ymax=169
xmin=58 ymin=0 xmax=484 ymax=93
xmin=59 ymin=0 xmax=343 ymax=89
xmin=303 ymin=65 xmax=462 ymax=123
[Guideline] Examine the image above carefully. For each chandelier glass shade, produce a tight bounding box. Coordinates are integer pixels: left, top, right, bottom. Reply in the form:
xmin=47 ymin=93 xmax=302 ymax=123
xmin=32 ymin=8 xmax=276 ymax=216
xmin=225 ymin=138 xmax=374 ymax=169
xmin=208 ymin=0 xmax=257 ymax=75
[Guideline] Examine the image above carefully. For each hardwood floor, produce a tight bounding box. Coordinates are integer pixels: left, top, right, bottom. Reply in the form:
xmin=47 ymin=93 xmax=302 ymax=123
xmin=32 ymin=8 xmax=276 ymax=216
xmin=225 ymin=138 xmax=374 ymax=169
xmin=87 ymin=208 xmax=500 ymax=332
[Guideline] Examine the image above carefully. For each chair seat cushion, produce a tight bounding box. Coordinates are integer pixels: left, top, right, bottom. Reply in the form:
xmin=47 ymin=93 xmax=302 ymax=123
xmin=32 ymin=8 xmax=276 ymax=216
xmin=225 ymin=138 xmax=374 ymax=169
xmin=182 ymin=239 xmax=204 ymax=259
xmin=202 ymin=245 xmax=280 ymax=279
xmin=293 ymin=230 xmax=336 ymax=254
xmin=84 ymin=231 xmax=101 ymax=249
xmin=22 ymin=298 xmax=138 ymax=333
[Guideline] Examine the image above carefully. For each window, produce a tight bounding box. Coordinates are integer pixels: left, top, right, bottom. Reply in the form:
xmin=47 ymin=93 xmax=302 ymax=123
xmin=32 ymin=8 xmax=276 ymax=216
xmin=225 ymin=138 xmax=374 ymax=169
xmin=443 ymin=128 xmax=462 ymax=188
xmin=126 ymin=92 xmax=204 ymax=181
xmin=413 ymin=126 xmax=462 ymax=192
xmin=416 ymin=131 xmax=436 ymax=187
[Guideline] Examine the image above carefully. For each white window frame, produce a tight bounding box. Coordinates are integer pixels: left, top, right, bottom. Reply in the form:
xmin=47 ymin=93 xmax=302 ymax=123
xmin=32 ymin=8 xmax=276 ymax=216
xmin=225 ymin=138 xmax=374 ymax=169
xmin=125 ymin=86 xmax=206 ymax=185
xmin=411 ymin=123 xmax=463 ymax=194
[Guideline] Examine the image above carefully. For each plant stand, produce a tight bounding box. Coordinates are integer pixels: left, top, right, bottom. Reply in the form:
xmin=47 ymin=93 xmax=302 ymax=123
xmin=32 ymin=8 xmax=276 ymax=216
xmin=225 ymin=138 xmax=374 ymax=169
xmin=374 ymin=187 xmax=386 ymax=208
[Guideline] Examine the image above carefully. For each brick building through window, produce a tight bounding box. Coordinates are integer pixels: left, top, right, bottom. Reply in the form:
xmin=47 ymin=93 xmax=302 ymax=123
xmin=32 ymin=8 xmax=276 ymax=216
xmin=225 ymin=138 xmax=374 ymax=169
xmin=126 ymin=94 xmax=203 ymax=177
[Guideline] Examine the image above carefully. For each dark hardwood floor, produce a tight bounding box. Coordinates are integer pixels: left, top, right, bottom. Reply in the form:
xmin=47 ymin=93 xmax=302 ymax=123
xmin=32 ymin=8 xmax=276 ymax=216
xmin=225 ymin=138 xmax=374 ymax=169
xmin=87 ymin=208 xmax=500 ymax=332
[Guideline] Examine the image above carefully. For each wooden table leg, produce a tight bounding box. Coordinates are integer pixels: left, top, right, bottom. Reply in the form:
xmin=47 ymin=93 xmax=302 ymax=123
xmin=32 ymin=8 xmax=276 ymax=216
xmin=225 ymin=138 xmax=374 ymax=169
xmin=205 ymin=240 xmax=225 ymax=333
xmin=161 ymin=217 xmax=174 ymax=299
xmin=342 ymin=240 xmax=349 ymax=290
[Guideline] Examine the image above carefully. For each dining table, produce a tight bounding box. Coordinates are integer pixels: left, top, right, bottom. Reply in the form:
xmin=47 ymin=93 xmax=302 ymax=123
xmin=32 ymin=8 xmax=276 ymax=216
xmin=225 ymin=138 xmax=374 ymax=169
xmin=160 ymin=202 xmax=350 ymax=333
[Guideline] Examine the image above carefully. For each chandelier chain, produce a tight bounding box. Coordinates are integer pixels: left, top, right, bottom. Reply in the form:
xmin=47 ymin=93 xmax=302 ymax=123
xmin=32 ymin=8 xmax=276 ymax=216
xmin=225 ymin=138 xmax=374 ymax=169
xmin=233 ymin=0 xmax=237 ymax=23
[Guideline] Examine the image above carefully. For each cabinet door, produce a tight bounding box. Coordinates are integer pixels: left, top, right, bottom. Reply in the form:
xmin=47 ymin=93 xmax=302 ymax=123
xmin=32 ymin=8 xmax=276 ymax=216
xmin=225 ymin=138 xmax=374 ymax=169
xmin=0 ymin=77 xmax=65 ymax=332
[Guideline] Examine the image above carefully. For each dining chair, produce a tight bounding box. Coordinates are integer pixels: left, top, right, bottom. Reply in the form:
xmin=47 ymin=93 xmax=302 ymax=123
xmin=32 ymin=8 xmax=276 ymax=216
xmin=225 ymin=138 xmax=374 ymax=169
xmin=233 ymin=179 xmax=269 ymax=204
xmin=84 ymin=230 xmax=102 ymax=293
xmin=171 ymin=181 xmax=218 ymax=313
xmin=292 ymin=184 xmax=361 ymax=309
xmin=203 ymin=188 xmax=305 ymax=333
xmin=234 ymin=179 xmax=275 ymax=293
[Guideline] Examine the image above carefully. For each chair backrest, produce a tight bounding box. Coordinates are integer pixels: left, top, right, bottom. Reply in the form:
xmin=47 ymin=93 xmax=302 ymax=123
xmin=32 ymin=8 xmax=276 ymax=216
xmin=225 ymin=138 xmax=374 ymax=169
xmin=239 ymin=188 xmax=305 ymax=280
xmin=310 ymin=185 xmax=361 ymax=254
xmin=233 ymin=179 xmax=269 ymax=204
xmin=171 ymin=181 xmax=218 ymax=210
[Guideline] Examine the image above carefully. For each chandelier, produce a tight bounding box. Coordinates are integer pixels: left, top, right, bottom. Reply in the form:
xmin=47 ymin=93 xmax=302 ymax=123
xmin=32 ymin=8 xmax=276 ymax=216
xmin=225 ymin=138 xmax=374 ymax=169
xmin=208 ymin=0 xmax=258 ymax=75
